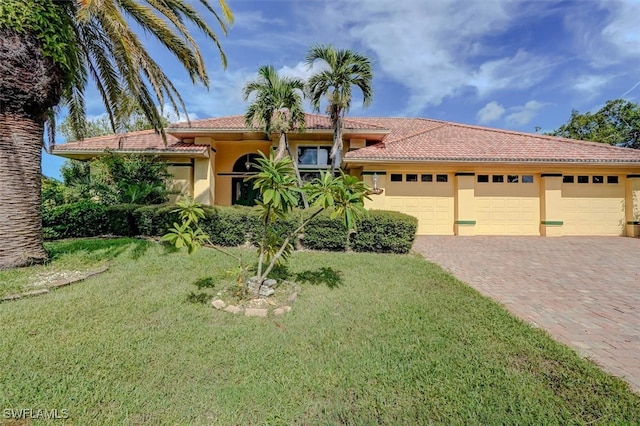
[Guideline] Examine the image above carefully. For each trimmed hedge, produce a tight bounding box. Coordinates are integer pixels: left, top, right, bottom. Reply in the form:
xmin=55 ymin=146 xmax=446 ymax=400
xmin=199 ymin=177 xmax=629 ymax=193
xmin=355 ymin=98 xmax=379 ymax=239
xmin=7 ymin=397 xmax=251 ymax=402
xmin=351 ymin=210 xmax=418 ymax=254
xmin=42 ymin=203 xmax=418 ymax=254
xmin=301 ymin=210 xmax=349 ymax=251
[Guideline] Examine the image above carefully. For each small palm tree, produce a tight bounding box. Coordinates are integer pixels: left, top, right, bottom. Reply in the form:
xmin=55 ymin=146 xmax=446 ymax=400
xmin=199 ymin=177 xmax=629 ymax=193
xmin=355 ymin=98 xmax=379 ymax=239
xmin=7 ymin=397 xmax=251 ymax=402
xmin=305 ymin=44 xmax=373 ymax=172
xmin=243 ymin=65 xmax=307 ymax=206
xmin=0 ymin=0 xmax=232 ymax=268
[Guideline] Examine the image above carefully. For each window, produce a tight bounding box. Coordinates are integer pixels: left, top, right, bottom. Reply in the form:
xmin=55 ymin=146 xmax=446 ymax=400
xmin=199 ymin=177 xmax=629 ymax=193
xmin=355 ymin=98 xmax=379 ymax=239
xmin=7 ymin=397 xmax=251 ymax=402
xmin=421 ymin=174 xmax=433 ymax=182
xmin=578 ymin=176 xmax=589 ymax=183
xmin=390 ymin=174 xmax=402 ymax=182
xmin=297 ymin=146 xmax=330 ymax=167
xmin=522 ymin=175 xmax=534 ymax=183
xmin=507 ymin=175 xmax=519 ymax=183
xmin=492 ymin=175 xmax=504 ymax=183
xmin=436 ymin=174 xmax=448 ymax=182
xmin=477 ymin=175 xmax=489 ymax=183
xmin=563 ymin=175 xmax=574 ymax=183
xmin=406 ymin=174 xmax=418 ymax=182
xmin=607 ymin=176 xmax=619 ymax=184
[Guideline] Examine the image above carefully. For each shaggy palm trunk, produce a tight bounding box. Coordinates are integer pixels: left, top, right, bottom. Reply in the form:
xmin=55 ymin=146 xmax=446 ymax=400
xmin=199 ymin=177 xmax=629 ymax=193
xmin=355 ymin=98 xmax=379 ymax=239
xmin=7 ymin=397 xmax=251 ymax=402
xmin=0 ymin=28 xmax=65 ymax=268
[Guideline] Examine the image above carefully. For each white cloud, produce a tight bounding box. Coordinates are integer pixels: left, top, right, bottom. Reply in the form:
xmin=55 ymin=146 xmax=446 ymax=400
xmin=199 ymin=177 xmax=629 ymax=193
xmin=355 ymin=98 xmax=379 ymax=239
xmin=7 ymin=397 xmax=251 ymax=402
xmin=505 ymin=100 xmax=545 ymax=127
xmin=572 ymin=74 xmax=611 ymax=99
xmin=477 ymin=101 xmax=506 ymax=124
xmin=300 ymin=0 xmax=557 ymax=114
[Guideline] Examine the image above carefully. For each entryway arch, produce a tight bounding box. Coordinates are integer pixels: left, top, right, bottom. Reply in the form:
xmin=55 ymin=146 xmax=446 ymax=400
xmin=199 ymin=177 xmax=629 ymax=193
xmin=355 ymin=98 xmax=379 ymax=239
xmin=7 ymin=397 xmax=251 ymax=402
xmin=231 ymin=153 xmax=261 ymax=206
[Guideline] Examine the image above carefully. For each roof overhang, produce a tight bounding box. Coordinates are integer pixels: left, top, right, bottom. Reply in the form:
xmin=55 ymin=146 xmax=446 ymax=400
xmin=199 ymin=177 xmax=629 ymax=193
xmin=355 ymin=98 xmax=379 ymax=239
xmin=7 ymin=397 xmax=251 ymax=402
xmin=52 ymin=149 xmax=209 ymax=160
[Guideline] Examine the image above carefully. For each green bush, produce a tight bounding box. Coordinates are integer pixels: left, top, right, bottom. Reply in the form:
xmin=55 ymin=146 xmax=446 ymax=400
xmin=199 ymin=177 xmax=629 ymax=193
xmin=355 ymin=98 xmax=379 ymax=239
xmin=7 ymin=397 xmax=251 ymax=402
xmin=199 ymin=206 xmax=255 ymax=246
xmin=133 ymin=205 xmax=177 ymax=236
xmin=42 ymin=201 xmax=107 ymax=239
xmin=301 ymin=210 xmax=348 ymax=251
xmin=351 ymin=210 xmax=418 ymax=254
xmin=42 ymin=201 xmax=417 ymax=254
xmin=104 ymin=204 xmax=141 ymax=236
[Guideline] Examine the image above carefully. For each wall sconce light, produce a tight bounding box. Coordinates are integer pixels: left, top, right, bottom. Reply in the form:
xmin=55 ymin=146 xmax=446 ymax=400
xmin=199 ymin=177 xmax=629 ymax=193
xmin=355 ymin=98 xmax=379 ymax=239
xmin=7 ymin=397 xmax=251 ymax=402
xmin=245 ymin=154 xmax=252 ymax=171
xmin=366 ymin=172 xmax=384 ymax=195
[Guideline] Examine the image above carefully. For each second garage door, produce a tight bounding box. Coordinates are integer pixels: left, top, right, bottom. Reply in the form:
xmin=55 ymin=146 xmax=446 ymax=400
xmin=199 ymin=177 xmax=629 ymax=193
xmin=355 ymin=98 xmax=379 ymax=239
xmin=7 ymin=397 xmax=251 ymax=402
xmin=474 ymin=174 xmax=540 ymax=235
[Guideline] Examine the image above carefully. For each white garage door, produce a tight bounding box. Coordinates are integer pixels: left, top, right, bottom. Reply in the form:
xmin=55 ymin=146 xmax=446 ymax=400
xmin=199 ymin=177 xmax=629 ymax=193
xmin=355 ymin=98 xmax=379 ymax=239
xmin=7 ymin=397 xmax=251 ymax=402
xmin=474 ymin=174 xmax=540 ymax=235
xmin=561 ymin=176 xmax=625 ymax=236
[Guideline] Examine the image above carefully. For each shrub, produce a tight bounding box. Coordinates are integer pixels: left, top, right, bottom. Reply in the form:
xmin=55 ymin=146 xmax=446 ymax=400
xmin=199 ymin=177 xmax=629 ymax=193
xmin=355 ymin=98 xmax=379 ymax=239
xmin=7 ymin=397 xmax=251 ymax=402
xmin=301 ymin=210 xmax=348 ymax=251
xmin=42 ymin=201 xmax=107 ymax=239
xmin=133 ymin=205 xmax=177 ymax=236
xmin=199 ymin=206 xmax=254 ymax=246
xmin=351 ymin=210 xmax=418 ymax=254
xmin=104 ymin=204 xmax=141 ymax=236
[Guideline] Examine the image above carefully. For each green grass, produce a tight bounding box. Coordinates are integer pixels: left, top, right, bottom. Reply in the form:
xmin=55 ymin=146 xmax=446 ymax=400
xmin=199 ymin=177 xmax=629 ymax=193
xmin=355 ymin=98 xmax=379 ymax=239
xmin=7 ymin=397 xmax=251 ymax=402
xmin=1 ymin=238 xmax=639 ymax=425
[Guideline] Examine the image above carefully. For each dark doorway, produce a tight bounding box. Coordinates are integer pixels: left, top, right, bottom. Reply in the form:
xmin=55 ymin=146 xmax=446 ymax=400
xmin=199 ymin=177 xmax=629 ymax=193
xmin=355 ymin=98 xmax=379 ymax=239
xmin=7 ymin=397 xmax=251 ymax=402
xmin=231 ymin=154 xmax=261 ymax=206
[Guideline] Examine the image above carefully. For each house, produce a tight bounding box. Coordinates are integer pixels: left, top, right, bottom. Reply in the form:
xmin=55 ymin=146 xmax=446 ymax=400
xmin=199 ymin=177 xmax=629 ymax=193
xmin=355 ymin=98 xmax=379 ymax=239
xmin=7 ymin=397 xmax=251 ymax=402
xmin=52 ymin=113 xmax=640 ymax=237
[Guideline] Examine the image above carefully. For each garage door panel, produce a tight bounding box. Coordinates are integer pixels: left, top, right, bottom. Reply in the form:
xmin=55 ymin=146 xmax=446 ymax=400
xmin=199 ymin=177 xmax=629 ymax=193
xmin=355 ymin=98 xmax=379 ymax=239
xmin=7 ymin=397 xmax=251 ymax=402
xmin=386 ymin=196 xmax=454 ymax=235
xmin=474 ymin=180 xmax=540 ymax=235
xmin=562 ymin=182 xmax=624 ymax=236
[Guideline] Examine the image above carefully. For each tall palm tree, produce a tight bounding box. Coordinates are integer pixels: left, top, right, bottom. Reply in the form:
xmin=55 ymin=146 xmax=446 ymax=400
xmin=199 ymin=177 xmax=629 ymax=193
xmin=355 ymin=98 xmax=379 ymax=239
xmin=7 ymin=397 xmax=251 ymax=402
xmin=305 ymin=44 xmax=373 ymax=172
xmin=243 ymin=65 xmax=308 ymax=206
xmin=0 ymin=0 xmax=233 ymax=269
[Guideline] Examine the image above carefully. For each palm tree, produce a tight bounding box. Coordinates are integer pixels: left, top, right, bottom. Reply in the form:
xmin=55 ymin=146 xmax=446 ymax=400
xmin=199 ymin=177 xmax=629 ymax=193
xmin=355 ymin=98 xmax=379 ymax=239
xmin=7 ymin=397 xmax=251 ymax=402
xmin=305 ymin=44 xmax=373 ymax=172
xmin=0 ymin=0 xmax=233 ymax=269
xmin=243 ymin=65 xmax=308 ymax=206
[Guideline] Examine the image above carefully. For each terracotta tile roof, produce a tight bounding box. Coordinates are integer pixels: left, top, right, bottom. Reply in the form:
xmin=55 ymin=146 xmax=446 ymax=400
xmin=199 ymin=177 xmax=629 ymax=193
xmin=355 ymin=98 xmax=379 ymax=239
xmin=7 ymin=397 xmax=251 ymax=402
xmin=345 ymin=118 xmax=640 ymax=164
xmin=168 ymin=113 xmax=387 ymax=131
xmin=52 ymin=129 xmax=209 ymax=155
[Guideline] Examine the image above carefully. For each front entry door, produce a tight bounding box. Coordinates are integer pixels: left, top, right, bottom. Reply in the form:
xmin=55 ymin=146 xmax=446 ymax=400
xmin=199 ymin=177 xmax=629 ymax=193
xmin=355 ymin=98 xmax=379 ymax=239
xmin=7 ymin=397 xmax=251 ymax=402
xmin=232 ymin=177 xmax=258 ymax=206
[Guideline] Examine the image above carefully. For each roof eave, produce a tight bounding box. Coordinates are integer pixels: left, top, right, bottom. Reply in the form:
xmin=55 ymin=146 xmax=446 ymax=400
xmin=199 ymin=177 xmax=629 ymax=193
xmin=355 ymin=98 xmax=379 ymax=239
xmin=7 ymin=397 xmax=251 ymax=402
xmin=52 ymin=149 xmax=209 ymax=159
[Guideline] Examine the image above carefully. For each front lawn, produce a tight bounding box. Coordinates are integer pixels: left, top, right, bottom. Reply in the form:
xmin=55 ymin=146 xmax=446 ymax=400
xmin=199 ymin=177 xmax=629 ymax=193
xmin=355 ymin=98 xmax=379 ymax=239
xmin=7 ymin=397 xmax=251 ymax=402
xmin=1 ymin=238 xmax=638 ymax=424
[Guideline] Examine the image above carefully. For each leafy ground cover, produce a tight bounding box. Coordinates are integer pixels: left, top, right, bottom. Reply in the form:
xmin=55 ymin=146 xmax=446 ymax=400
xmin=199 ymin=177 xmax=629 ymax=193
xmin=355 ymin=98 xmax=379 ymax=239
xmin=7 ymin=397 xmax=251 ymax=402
xmin=1 ymin=238 xmax=639 ymax=424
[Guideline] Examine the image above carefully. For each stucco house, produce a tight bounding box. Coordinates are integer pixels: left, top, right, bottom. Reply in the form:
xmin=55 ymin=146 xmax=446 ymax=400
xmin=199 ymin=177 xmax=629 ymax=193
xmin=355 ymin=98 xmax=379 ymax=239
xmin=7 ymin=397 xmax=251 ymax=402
xmin=52 ymin=113 xmax=640 ymax=237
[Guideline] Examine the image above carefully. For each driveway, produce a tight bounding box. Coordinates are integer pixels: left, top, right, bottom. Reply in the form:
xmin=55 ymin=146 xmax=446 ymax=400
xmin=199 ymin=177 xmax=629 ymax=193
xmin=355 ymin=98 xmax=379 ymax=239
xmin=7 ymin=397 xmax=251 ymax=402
xmin=413 ymin=236 xmax=640 ymax=392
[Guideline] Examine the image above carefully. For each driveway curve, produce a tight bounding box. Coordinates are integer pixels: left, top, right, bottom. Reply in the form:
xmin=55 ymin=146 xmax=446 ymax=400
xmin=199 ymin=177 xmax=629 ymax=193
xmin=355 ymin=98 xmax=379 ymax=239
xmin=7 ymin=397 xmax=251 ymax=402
xmin=413 ymin=236 xmax=640 ymax=392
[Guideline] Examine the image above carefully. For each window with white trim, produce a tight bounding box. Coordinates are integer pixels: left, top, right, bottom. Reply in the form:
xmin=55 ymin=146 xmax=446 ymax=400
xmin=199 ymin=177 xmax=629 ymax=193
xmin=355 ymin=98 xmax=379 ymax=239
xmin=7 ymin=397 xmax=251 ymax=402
xmin=297 ymin=146 xmax=331 ymax=168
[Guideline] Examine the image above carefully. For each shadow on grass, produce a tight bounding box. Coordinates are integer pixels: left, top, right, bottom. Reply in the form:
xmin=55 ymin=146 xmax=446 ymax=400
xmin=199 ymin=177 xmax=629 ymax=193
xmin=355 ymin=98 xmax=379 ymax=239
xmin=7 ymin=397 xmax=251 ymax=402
xmin=294 ymin=267 xmax=343 ymax=289
xmin=46 ymin=238 xmax=152 ymax=262
xmin=186 ymin=277 xmax=217 ymax=304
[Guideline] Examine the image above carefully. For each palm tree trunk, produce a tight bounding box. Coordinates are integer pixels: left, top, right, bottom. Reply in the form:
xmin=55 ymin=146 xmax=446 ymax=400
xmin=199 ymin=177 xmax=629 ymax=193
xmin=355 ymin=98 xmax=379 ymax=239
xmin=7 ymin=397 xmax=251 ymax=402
xmin=330 ymin=108 xmax=344 ymax=174
xmin=0 ymin=28 xmax=65 ymax=268
xmin=274 ymin=132 xmax=287 ymax=161
xmin=0 ymin=113 xmax=48 ymax=268
xmin=285 ymin=134 xmax=309 ymax=209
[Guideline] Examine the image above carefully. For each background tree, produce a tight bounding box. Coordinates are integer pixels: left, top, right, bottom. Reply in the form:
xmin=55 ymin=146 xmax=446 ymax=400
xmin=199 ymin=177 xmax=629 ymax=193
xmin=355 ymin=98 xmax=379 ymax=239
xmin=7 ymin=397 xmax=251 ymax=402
xmin=243 ymin=65 xmax=308 ymax=206
xmin=305 ymin=45 xmax=373 ymax=172
xmin=549 ymin=99 xmax=640 ymax=149
xmin=0 ymin=0 xmax=233 ymax=269
xmin=58 ymin=96 xmax=171 ymax=142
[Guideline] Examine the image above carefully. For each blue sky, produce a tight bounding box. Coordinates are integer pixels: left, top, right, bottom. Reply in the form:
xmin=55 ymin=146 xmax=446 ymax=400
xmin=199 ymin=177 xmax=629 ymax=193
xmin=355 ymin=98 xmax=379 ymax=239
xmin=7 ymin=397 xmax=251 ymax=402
xmin=44 ymin=0 xmax=640 ymax=178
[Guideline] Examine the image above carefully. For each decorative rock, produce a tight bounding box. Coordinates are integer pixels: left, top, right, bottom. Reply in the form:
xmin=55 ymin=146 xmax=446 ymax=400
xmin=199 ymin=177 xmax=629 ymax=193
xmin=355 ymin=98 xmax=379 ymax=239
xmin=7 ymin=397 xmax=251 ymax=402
xmin=259 ymin=288 xmax=275 ymax=297
xmin=211 ymin=299 xmax=226 ymax=310
xmin=1 ymin=294 xmax=21 ymax=302
xmin=274 ymin=308 xmax=286 ymax=316
xmin=263 ymin=279 xmax=277 ymax=288
xmin=49 ymin=279 xmax=72 ymax=288
xmin=245 ymin=308 xmax=268 ymax=317
xmin=282 ymin=305 xmax=292 ymax=313
xmin=224 ymin=305 xmax=242 ymax=314
xmin=287 ymin=292 xmax=298 ymax=303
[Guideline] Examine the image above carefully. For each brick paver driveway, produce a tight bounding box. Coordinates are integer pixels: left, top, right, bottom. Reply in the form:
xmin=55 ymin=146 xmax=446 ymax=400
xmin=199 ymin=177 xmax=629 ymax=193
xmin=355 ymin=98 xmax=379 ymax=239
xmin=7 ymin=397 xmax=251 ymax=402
xmin=413 ymin=236 xmax=640 ymax=392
